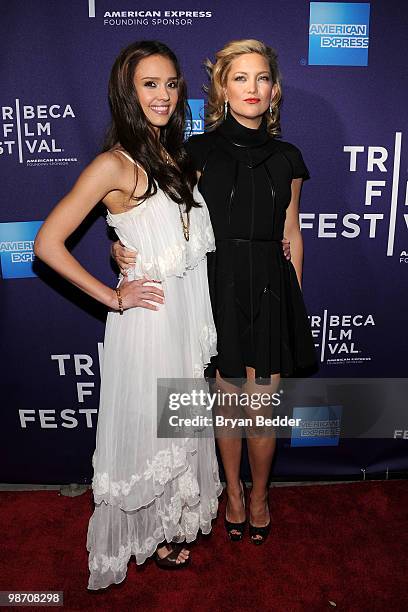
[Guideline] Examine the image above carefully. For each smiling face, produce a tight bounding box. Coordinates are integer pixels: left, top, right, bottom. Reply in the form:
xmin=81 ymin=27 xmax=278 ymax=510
xmin=133 ymin=54 xmax=179 ymax=131
xmin=223 ymin=52 xmax=278 ymax=128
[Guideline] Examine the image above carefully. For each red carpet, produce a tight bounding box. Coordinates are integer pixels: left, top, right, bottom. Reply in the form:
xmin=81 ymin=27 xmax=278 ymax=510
xmin=1 ymin=481 xmax=408 ymax=611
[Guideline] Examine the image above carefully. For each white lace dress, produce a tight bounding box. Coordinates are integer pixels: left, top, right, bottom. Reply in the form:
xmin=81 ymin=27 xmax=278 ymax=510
xmin=86 ymin=170 xmax=222 ymax=590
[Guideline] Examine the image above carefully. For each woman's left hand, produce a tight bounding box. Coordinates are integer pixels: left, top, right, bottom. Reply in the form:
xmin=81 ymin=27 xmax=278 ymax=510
xmin=111 ymin=240 xmax=138 ymax=276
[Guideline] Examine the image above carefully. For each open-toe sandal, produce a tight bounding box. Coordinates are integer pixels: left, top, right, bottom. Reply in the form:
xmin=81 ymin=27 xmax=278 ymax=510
xmin=225 ymin=481 xmax=247 ymax=541
xmin=249 ymin=521 xmax=271 ymax=545
xmin=154 ymin=543 xmax=190 ymax=569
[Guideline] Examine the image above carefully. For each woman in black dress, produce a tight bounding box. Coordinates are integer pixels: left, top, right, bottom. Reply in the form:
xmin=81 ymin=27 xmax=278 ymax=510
xmin=113 ymin=39 xmax=317 ymax=544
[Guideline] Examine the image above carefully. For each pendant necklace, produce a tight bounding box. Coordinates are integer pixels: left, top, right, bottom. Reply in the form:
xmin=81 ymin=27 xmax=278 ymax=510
xmin=164 ymin=149 xmax=190 ymax=242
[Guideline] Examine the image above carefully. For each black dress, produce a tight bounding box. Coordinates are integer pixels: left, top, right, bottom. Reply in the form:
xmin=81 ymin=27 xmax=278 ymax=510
xmin=185 ymin=111 xmax=318 ymax=383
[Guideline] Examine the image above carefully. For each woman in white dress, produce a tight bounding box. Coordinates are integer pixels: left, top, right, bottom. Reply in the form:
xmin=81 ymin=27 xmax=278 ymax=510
xmin=34 ymin=40 xmax=222 ymax=590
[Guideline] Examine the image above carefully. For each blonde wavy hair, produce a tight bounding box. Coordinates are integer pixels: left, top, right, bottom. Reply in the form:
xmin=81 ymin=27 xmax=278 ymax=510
xmin=204 ymin=39 xmax=282 ymax=136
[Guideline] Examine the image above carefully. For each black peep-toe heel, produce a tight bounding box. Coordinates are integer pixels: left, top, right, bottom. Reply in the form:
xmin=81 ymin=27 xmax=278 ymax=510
xmin=249 ymin=521 xmax=271 ymax=545
xmin=249 ymin=498 xmax=271 ymax=545
xmin=224 ymin=481 xmax=247 ymax=541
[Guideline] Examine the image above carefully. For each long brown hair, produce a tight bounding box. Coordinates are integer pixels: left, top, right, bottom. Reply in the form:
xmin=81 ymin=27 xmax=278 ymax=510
xmin=103 ymin=40 xmax=199 ymax=212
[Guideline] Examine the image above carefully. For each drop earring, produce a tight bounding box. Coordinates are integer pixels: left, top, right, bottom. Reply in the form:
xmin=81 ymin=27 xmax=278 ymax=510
xmin=269 ymin=101 xmax=273 ymax=116
xmin=224 ymin=100 xmax=228 ymax=120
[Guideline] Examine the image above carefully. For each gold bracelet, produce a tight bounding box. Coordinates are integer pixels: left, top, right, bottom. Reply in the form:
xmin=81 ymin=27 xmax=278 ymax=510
xmin=115 ymin=287 xmax=124 ymax=315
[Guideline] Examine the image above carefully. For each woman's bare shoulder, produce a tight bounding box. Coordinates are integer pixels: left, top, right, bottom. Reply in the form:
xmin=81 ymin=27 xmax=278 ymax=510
xmin=78 ymin=151 xmax=134 ymax=186
xmin=90 ymin=150 xmax=128 ymax=171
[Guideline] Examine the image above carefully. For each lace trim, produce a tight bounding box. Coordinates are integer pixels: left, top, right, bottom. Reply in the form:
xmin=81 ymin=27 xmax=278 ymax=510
xmin=193 ymin=323 xmax=217 ymax=378
xmin=89 ymin=542 xmax=131 ymax=575
xmin=92 ymin=443 xmax=188 ymax=498
xmin=88 ymin=490 xmax=221 ymax=577
xmin=88 ymin=449 xmax=221 ymax=581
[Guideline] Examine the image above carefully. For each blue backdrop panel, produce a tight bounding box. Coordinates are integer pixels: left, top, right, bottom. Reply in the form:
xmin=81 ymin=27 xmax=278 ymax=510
xmin=1 ymin=0 xmax=407 ymax=483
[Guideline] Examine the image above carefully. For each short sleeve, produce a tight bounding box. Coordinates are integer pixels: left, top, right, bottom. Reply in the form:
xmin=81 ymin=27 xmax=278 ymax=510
xmin=283 ymin=144 xmax=310 ymax=181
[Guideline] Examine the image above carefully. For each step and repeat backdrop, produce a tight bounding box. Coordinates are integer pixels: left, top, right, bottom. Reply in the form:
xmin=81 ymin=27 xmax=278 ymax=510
xmin=1 ymin=0 xmax=407 ymax=483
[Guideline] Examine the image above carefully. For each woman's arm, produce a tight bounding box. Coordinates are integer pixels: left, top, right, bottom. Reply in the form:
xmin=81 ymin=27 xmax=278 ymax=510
xmin=283 ymin=178 xmax=304 ymax=288
xmin=34 ymin=153 xmax=164 ymax=311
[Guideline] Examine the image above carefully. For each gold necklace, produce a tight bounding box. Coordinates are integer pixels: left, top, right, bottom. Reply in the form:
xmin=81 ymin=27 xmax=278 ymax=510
xmin=163 ymin=148 xmax=190 ymax=242
xmin=178 ymin=203 xmax=190 ymax=242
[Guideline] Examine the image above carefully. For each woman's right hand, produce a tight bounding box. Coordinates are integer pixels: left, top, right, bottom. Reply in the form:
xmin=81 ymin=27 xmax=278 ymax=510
xmin=111 ymin=240 xmax=138 ymax=276
xmin=113 ymin=276 xmax=165 ymax=312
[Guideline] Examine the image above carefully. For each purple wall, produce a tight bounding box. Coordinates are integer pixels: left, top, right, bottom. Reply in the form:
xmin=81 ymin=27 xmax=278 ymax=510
xmin=1 ymin=0 xmax=407 ymax=482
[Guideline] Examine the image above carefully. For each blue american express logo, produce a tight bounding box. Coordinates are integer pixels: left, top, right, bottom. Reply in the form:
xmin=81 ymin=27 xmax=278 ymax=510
xmin=0 ymin=220 xmax=43 ymax=279
xmin=291 ymin=405 xmax=342 ymax=447
xmin=309 ymin=2 xmax=370 ymax=66
xmin=185 ymin=99 xmax=204 ymax=136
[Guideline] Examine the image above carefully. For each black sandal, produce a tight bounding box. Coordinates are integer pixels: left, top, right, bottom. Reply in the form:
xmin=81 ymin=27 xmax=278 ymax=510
xmin=225 ymin=517 xmax=247 ymax=541
xmin=249 ymin=498 xmax=271 ymax=545
xmin=225 ymin=481 xmax=246 ymax=541
xmin=154 ymin=543 xmax=190 ymax=569
xmin=249 ymin=521 xmax=271 ymax=545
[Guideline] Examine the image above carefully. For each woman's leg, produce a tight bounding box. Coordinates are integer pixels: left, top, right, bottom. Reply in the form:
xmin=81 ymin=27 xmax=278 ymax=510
xmin=213 ymin=370 xmax=245 ymax=532
xmin=243 ymin=368 xmax=280 ymax=537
